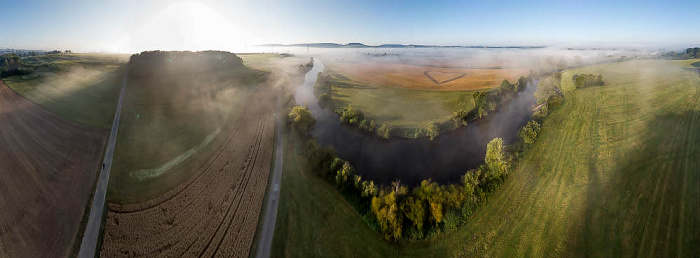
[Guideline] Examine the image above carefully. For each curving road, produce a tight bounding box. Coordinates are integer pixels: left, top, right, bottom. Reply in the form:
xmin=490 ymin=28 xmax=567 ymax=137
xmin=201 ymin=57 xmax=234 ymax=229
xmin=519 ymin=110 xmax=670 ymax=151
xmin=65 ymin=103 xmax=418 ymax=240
xmin=255 ymin=92 xmax=285 ymax=258
xmin=78 ymin=64 xmax=128 ymax=258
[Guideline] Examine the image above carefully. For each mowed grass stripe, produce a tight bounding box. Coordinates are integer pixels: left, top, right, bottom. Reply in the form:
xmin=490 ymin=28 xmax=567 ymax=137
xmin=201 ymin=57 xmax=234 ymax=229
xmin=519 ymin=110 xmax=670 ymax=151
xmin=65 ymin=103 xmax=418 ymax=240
xmin=273 ymin=59 xmax=700 ymax=257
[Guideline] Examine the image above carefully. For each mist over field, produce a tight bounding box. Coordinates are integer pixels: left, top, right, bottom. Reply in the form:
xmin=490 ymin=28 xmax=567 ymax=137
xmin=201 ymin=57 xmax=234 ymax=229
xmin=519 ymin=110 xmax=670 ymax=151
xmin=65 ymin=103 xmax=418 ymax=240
xmin=251 ymin=46 xmax=657 ymax=70
xmin=1 ymin=0 xmax=699 ymax=257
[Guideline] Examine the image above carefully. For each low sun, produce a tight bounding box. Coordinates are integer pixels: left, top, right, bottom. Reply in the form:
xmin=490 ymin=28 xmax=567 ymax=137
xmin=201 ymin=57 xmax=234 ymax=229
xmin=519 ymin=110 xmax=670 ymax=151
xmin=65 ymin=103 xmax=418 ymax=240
xmin=119 ymin=1 xmax=259 ymax=53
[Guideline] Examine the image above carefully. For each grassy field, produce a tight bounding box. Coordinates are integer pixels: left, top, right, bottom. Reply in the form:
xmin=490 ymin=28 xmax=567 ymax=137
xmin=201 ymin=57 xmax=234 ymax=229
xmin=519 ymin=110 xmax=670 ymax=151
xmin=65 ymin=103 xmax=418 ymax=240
xmin=273 ymin=59 xmax=700 ymax=256
xmin=325 ymin=69 xmax=476 ymax=135
xmin=239 ymin=53 xmax=286 ymax=72
xmin=108 ymin=53 xmax=266 ymax=203
xmin=326 ymin=61 xmax=527 ymax=91
xmin=2 ymin=54 xmax=128 ymax=129
xmin=271 ymin=131 xmax=401 ymax=257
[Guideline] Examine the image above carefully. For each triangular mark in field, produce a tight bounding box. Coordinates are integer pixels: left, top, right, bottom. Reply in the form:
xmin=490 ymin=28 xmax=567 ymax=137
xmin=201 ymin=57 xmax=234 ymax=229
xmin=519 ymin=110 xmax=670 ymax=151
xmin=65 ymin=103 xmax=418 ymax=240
xmin=424 ymin=71 xmax=467 ymax=85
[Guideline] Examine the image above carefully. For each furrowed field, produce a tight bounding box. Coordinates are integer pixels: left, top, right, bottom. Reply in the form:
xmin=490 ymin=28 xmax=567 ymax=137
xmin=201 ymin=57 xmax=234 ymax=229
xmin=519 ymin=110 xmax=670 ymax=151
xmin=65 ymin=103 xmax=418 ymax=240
xmin=0 ymin=54 xmax=124 ymax=257
xmin=273 ymin=59 xmax=700 ymax=256
xmin=102 ymin=52 xmax=309 ymax=257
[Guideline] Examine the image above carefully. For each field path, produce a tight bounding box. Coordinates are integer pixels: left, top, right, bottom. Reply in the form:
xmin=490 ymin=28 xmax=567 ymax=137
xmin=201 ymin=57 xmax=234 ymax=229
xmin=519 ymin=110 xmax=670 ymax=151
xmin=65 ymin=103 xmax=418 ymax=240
xmin=100 ymin=87 xmax=276 ymax=257
xmin=255 ymin=92 xmax=284 ymax=258
xmin=78 ymin=64 xmax=129 ymax=258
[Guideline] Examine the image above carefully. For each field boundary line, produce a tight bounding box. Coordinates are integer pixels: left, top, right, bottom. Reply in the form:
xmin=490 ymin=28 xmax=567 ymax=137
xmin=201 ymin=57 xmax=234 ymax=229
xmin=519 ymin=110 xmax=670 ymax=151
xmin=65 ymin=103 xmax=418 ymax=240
xmin=78 ymin=63 xmax=129 ymax=258
xmin=255 ymin=91 xmax=286 ymax=258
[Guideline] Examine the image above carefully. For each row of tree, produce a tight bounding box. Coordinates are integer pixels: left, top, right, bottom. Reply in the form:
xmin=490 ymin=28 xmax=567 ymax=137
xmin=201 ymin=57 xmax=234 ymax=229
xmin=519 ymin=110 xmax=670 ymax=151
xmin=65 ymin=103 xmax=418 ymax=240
xmin=334 ymin=105 xmax=394 ymax=139
xmin=452 ymin=76 xmax=530 ymax=126
xmin=0 ymin=53 xmax=35 ymax=77
xmin=287 ymin=98 xmax=555 ymax=241
xmin=662 ymin=47 xmax=700 ymax=59
xmin=572 ymin=73 xmax=604 ymax=88
xmin=318 ymin=70 xmax=532 ymax=141
xmin=315 ymin=71 xmax=334 ymax=106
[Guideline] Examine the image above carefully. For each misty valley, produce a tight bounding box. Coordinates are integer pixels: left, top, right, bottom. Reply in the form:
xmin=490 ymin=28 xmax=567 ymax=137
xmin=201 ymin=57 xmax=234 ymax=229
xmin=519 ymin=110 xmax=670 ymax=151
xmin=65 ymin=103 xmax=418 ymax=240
xmin=1 ymin=1 xmax=699 ymax=257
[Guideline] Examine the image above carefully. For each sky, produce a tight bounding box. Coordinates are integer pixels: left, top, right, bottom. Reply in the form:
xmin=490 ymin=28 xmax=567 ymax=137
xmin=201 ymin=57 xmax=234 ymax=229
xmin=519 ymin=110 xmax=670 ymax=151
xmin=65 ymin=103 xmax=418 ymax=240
xmin=0 ymin=0 xmax=698 ymax=53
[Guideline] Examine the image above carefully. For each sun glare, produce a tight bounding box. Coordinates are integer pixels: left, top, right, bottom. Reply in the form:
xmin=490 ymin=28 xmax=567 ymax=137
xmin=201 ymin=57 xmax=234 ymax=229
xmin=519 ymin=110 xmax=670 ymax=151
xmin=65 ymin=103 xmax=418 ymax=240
xmin=118 ymin=1 xmax=259 ymax=53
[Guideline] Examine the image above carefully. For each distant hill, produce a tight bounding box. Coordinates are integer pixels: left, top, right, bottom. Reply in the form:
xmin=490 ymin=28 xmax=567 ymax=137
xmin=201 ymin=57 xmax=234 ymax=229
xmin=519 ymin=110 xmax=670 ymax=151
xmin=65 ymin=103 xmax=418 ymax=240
xmin=257 ymin=43 xmax=546 ymax=49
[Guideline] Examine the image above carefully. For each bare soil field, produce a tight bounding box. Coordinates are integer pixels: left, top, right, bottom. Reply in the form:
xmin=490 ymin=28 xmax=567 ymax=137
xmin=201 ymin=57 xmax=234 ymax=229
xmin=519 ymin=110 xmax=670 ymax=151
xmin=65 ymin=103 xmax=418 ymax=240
xmin=0 ymin=81 xmax=105 ymax=257
xmin=101 ymin=87 xmax=275 ymax=257
xmin=325 ymin=61 xmax=527 ymax=91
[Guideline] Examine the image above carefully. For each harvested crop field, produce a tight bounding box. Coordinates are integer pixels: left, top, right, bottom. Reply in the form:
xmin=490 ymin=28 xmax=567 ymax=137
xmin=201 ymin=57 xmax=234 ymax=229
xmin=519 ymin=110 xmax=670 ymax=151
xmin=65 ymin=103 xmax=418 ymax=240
xmin=0 ymin=81 xmax=105 ymax=257
xmin=325 ymin=61 xmax=527 ymax=91
xmin=100 ymin=87 xmax=276 ymax=257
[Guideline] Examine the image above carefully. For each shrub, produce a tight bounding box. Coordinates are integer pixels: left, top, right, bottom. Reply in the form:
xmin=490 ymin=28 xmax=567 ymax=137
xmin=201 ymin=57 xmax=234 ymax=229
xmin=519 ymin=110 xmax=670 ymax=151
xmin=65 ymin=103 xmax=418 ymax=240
xmin=519 ymin=120 xmax=541 ymax=144
xmin=336 ymin=106 xmax=364 ymax=125
xmin=377 ymin=122 xmax=391 ymax=139
xmin=451 ymin=109 xmax=468 ymax=128
xmin=426 ymin=122 xmax=439 ymax=141
xmin=533 ymin=104 xmax=549 ymax=120
xmin=546 ymin=94 xmax=565 ymax=109
xmin=359 ymin=119 xmax=375 ymax=132
xmin=572 ymin=73 xmax=604 ymax=88
xmin=288 ymin=105 xmax=315 ymax=135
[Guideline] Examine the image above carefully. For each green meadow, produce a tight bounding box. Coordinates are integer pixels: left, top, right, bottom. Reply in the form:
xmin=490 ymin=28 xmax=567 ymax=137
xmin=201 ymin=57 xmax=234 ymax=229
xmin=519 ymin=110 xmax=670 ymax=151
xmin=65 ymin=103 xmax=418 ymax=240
xmin=325 ymin=70 xmax=476 ymax=137
xmin=2 ymin=54 xmax=128 ymax=129
xmin=273 ymin=59 xmax=700 ymax=256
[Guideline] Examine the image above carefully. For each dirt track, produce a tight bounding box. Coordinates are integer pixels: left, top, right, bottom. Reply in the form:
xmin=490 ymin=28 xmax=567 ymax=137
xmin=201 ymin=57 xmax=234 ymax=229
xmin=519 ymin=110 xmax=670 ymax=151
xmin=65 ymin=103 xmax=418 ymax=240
xmin=0 ymin=81 xmax=106 ymax=257
xmin=100 ymin=87 xmax=275 ymax=257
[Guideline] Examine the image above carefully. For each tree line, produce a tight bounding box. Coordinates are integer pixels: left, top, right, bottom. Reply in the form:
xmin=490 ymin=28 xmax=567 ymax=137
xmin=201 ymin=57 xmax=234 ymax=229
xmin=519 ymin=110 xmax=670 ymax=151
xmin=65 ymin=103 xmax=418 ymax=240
xmin=127 ymin=51 xmax=248 ymax=78
xmin=0 ymin=53 xmax=35 ymax=77
xmin=286 ymin=86 xmax=554 ymax=240
xmin=572 ymin=73 xmax=604 ymax=88
xmin=662 ymin=47 xmax=700 ymax=59
xmin=451 ymin=76 xmax=529 ymax=125
xmin=316 ymin=70 xmax=533 ymax=141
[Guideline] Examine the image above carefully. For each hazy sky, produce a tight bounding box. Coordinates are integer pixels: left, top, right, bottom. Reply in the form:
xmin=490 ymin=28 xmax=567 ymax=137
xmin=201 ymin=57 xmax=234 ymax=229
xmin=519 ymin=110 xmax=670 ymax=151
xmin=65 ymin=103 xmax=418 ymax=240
xmin=1 ymin=0 xmax=698 ymax=52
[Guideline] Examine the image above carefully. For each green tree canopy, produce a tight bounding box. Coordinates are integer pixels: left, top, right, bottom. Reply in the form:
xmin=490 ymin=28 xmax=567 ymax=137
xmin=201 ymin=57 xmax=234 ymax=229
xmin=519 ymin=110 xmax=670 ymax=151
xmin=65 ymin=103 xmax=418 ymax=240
xmin=519 ymin=120 xmax=542 ymax=144
xmin=426 ymin=121 xmax=439 ymax=141
xmin=288 ymin=105 xmax=315 ymax=135
xmin=377 ymin=122 xmax=391 ymax=139
xmin=485 ymin=137 xmax=508 ymax=177
xmin=472 ymin=91 xmax=489 ymax=118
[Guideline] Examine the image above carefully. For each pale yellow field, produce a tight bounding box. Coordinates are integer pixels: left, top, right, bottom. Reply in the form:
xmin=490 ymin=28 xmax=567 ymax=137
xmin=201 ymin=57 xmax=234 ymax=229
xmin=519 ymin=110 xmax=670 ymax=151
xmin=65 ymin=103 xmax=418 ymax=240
xmin=325 ymin=61 xmax=527 ymax=91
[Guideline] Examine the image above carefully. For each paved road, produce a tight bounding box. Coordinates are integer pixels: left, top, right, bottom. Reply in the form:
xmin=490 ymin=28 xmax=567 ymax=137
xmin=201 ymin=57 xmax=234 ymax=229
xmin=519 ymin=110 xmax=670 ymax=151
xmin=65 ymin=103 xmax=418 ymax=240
xmin=78 ymin=64 xmax=129 ymax=258
xmin=255 ymin=92 xmax=285 ymax=258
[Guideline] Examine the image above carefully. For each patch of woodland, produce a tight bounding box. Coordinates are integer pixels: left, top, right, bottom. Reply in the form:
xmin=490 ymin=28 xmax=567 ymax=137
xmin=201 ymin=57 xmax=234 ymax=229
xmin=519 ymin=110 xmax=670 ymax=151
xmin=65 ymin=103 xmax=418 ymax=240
xmin=0 ymin=53 xmax=35 ymax=77
xmin=127 ymin=50 xmax=249 ymax=78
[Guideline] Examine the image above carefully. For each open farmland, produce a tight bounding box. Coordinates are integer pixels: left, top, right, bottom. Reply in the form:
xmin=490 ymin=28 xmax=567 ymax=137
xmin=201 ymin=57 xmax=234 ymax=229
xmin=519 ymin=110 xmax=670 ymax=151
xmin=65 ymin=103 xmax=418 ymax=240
xmin=0 ymin=81 xmax=106 ymax=257
xmin=325 ymin=61 xmax=527 ymax=91
xmin=101 ymin=52 xmax=293 ymax=257
xmin=108 ymin=52 xmax=266 ymax=202
xmin=3 ymin=54 xmax=128 ymax=129
xmin=274 ymin=59 xmax=700 ymax=256
xmin=321 ymin=68 xmax=476 ymax=136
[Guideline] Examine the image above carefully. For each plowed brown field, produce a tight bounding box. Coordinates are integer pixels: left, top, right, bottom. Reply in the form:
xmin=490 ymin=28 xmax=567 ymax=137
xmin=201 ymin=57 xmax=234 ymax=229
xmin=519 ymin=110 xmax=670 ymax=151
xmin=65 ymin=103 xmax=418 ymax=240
xmin=100 ymin=87 xmax=276 ymax=257
xmin=0 ymin=81 xmax=106 ymax=257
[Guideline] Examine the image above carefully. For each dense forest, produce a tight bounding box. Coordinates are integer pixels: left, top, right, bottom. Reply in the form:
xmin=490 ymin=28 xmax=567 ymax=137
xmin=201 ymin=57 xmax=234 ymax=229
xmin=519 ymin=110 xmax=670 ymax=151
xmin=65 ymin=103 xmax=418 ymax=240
xmin=127 ymin=51 xmax=248 ymax=78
